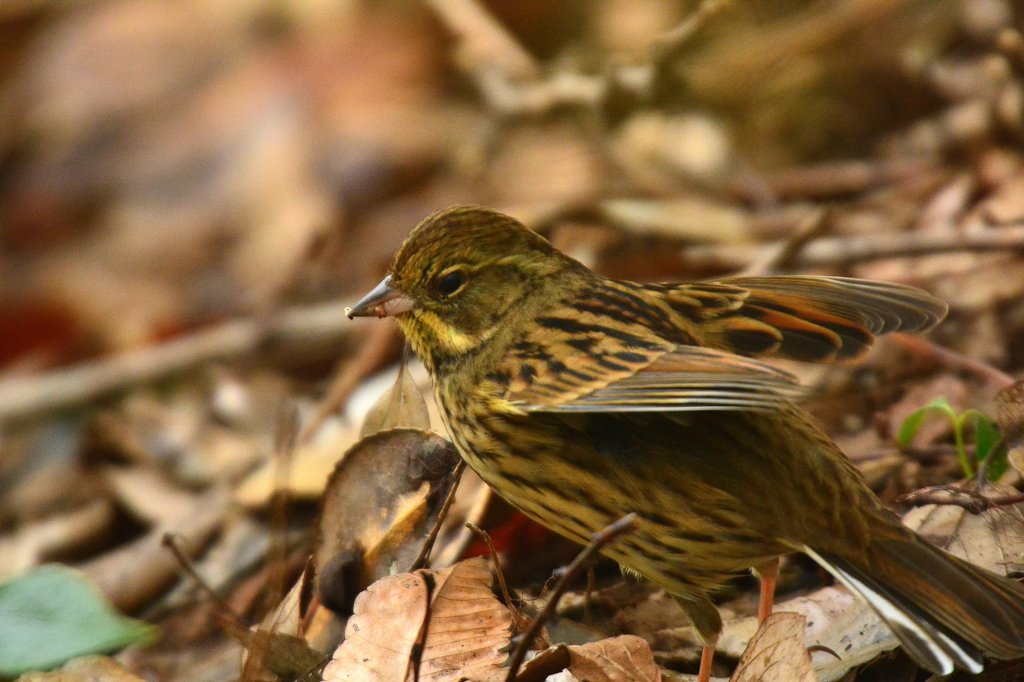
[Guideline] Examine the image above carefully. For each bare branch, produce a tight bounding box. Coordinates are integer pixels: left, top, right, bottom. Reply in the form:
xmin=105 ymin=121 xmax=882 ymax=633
xmin=0 ymin=300 xmax=363 ymax=423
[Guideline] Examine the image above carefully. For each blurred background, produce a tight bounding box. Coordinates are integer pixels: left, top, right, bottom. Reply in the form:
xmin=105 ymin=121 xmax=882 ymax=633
xmin=2 ymin=0 xmax=1024 ymax=680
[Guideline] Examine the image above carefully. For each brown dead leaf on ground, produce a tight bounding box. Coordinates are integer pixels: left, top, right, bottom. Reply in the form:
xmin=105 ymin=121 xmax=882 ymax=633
xmin=314 ymin=428 xmax=459 ymax=616
xmin=322 ymin=557 xmax=511 ymax=682
xmin=565 ymin=635 xmax=663 ymax=682
xmin=730 ymin=613 xmax=818 ymax=682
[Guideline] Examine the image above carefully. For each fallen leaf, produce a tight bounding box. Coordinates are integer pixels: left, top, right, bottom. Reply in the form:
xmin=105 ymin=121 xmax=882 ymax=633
xmin=322 ymin=558 xmax=512 ymax=682
xmin=419 ymin=559 xmax=513 ymax=681
xmin=0 ymin=565 xmax=156 ymax=677
xmin=315 ymin=428 xmax=460 ymax=616
xmin=361 ymin=363 xmax=431 ymax=436
xmin=902 ymin=488 xmax=1024 ymax=576
xmin=322 ymin=571 xmax=430 ymax=682
xmin=566 ymin=635 xmax=661 ymax=682
xmin=710 ymin=587 xmax=894 ymax=682
xmin=730 ymin=612 xmax=817 ymax=682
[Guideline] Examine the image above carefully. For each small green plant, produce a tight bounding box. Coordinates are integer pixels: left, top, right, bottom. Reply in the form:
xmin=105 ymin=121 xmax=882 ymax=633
xmin=897 ymin=396 xmax=1008 ymax=482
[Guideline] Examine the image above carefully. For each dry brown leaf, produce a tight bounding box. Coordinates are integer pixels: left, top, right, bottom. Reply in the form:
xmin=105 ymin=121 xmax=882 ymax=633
xmin=323 ymin=571 xmax=430 ymax=682
xmin=705 ymin=587 xmax=893 ymax=682
xmin=419 ymin=558 xmax=512 ymax=681
xmin=566 ymin=635 xmax=661 ymax=682
xmin=361 ymin=364 xmax=431 ymax=437
xmin=322 ymin=558 xmax=511 ymax=682
xmin=102 ymin=466 xmax=196 ymax=526
xmin=315 ymin=428 xmax=459 ymax=616
xmin=730 ymin=613 xmax=818 ymax=682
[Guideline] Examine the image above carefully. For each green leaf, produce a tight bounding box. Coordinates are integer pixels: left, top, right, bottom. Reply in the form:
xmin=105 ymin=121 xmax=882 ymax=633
xmin=972 ymin=414 xmax=1009 ymax=482
xmin=973 ymin=413 xmax=1002 ymax=463
xmin=897 ymin=396 xmax=957 ymax=448
xmin=0 ymin=564 xmax=157 ymax=677
xmin=986 ymin=448 xmax=1010 ymax=482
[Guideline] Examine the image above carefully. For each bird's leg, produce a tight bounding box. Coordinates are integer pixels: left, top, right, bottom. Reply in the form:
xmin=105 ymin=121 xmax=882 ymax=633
xmin=698 ymin=638 xmax=717 ymax=682
xmin=753 ymin=558 xmax=780 ymax=624
xmin=674 ymin=594 xmax=722 ymax=682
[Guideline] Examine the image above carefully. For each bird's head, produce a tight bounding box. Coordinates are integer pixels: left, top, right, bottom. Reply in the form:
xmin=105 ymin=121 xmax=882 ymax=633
xmin=348 ymin=205 xmax=584 ymax=374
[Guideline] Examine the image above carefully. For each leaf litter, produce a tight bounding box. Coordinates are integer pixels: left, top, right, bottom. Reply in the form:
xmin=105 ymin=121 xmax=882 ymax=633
xmin=2 ymin=0 xmax=1024 ymax=681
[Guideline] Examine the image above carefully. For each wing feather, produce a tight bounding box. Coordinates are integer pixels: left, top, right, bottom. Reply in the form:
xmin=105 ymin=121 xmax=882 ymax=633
xmin=517 ymin=346 xmax=804 ymax=413
xmin=647 ymin=276 xmax=947 ymax=362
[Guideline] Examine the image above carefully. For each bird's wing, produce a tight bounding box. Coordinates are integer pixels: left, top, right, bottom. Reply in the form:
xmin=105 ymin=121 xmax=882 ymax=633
xmin=645 ymin=276 xmax=948 ymax=363
xmin=505 ymin=345 xmax=804 ymax=413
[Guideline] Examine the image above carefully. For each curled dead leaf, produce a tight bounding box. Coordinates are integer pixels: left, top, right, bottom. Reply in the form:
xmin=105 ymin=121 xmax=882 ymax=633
xmin=315 ymin=428 xmax=460 ymax=616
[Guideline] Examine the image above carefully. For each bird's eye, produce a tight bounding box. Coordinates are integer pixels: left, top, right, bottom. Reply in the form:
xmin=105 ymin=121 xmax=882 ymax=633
xmin=437 ymin=270 xmax=466 ymax=296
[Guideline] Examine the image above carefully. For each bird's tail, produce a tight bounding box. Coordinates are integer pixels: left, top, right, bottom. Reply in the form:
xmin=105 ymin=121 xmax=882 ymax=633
xmin=804 ymin=537 xmax=1024 ymax=675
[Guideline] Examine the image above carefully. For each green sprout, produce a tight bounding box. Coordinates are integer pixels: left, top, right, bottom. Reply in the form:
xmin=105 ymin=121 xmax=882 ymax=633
xmin=897 ymin=396 xmax=1008 ymax=482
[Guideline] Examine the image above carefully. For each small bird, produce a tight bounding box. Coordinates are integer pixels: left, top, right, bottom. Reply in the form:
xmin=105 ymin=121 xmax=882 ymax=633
xmin=348 ymin=205 xmax=1024 ymax=681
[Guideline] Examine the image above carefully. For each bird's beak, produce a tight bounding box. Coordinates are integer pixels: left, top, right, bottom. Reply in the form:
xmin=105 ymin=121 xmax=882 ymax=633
xmin=346 ymin=275 xmax=416 ymax=319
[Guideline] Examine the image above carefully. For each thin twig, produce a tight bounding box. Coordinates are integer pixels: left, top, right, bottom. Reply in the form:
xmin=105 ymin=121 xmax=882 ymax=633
xmin=161 ymin=532 xmax=243 ymax=624
xmin=898 ymin=485 xmax=1024 ymax=514
xmin=504 ymin=514 xmax=638 ymax=682
xmin=890 ymin=334 xmax=1015 ymax=389
xmin=467 ymin=523 xmax=514 ymax=608
xmin=410 ymin=460 xmax=467 ymax=571
xmin=0 ymin=300 xmax=365 ymax=423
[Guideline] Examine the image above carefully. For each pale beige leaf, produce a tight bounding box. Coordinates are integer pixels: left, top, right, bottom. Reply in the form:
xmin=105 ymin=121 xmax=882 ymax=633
xmin=730 ymin=613 xmax=818 ymax=682
xmin=565 ymin=635 xmax=661 ymax=682
xmin=362 ymin=364 xmax=430 ymax=436
xmin=323 ymin=571 xmax=430 ymax=682
xmin=710 ymin=587 xmax=894 ymax=682
xmin=236 ymin=419 xmax=359 ymax=506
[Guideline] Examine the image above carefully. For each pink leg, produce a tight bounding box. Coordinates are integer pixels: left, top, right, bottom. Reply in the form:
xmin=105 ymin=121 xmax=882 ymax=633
xmin=755 ymin=558 xmax=780 ymax=624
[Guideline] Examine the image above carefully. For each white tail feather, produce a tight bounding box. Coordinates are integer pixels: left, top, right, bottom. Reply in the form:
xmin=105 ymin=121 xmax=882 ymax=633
xmin=803 ymin=546 xmax=983 ymax=675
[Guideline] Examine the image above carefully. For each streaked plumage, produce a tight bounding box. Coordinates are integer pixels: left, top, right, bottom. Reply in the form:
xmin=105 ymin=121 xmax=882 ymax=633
xmin=348 ymin=205 xmax=1024 ymax=678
